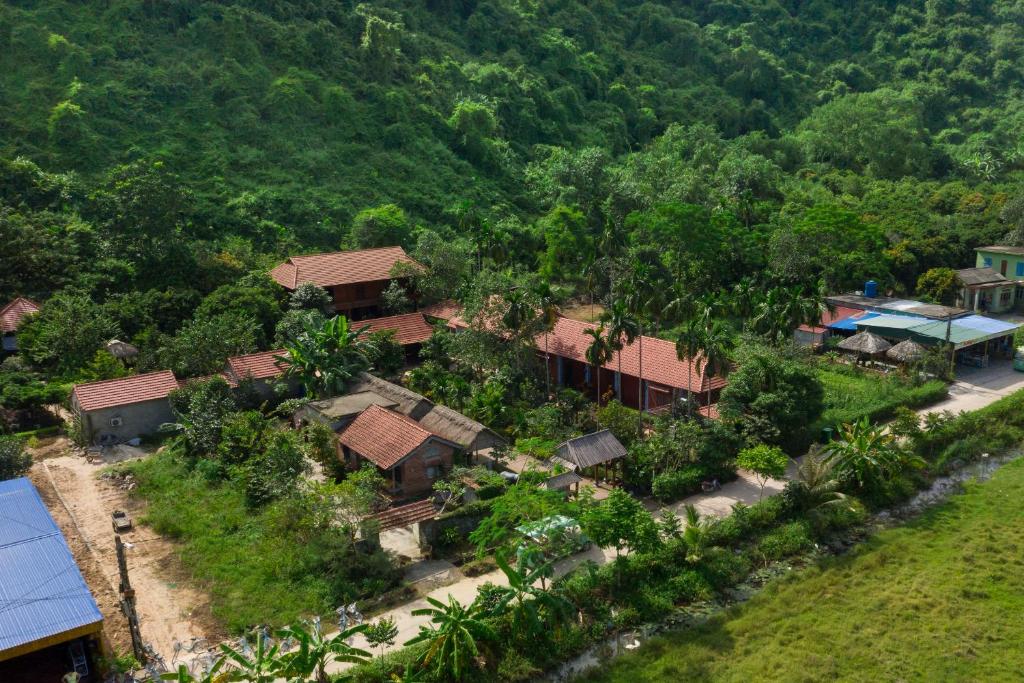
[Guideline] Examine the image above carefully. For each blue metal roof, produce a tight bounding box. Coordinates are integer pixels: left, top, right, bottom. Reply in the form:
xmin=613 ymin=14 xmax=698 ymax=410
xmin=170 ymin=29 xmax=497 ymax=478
xmin=827 ymin=312 xmax=881 ymax=331
xmin=0 ymin=478 xmax=102 ymax=655
xmin=952 ymin=315 xmax=1020 ymax=336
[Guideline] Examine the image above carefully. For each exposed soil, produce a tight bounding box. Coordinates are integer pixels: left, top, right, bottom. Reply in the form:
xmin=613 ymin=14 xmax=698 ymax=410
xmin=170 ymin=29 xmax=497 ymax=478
xmin=28 ymin=442 xmax=224 ymax=664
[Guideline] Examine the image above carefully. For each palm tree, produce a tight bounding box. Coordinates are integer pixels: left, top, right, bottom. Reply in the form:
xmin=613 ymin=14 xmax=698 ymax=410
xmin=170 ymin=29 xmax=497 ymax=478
xmin=681 ymin=504 xmax=712 ymax=563
xmin=695 ymin=319 xmax=734 ymax=412
xmin=792 ymin=452 xmax=847 ymax=513
xmin=822 ymin=418 xmax=909 ymax=490
xmin=533 ymin=281 xmax=559 ymax=398
xmin=277 ymin=315 xmax=372 ymax=398
xmin=160 ymin=661 xmax=227 ymax=683
xmin=482 ymin=552 xmax=573 ymax=637
xmin=405 ymin=596 xmax=496 ymax=682
xmin=275 ymin=621 xmax=370 ymax=683
xmin=676 ymin=319 xmax=705 ymax=417
xmin=604 ymin=300 xmax=640 ymax=401
xmin=218 ymin=628 xmax=282 ymax=683
xmin=584 ymin=323 xmax=614 ymax=405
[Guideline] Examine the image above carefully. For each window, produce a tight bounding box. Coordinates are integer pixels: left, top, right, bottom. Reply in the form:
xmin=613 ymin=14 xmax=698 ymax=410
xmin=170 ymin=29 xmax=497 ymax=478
xmin=983 ymin=256 xmax=993 ymax=267
xmin=426 ymin=465 xmax=441 ymax=479
xmin=1016 ymin=262 xmax=1024 ymax=277
xmin=392 ymin=465 xmax=403 ymax=484
xmin=355 ymin=284 xmax=367 ymax=299
xmin=1001 ymin=289 xmax=1012 ymax=305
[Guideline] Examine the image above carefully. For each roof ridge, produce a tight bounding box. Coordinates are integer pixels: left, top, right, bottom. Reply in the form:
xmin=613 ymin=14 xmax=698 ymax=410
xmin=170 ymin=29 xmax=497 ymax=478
xmin=73 ymin=369 xmax=176 ymax=389
xmin=290 ymin=245 xmax=407 ymax=261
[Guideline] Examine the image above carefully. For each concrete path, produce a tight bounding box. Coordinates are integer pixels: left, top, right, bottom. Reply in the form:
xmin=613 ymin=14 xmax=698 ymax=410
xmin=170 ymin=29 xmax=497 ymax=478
xmin=920 ymin=359 xmax=1024 ymax=415
xmin=326 ymin=467 xmax=786 ymax=673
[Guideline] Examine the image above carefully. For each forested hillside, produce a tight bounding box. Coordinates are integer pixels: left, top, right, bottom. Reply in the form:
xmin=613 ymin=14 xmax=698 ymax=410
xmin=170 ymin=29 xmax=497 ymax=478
xmin=3 ymin=0 xmax=1024 ymax=378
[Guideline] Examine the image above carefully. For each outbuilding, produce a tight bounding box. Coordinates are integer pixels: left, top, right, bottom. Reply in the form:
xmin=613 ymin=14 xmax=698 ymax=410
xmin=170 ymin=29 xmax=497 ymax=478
xmin=70 ymin=370 xmax=179 ymax=445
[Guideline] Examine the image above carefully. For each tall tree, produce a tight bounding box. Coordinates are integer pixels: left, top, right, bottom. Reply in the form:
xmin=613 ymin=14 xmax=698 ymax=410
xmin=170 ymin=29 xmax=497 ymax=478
xmin=604 ymin=300 xmax=640 ymax=401
xmin=584 ymin=323 xmax=614 ymax=405
xmin=278 ymin=315 xmax=373 ymax=398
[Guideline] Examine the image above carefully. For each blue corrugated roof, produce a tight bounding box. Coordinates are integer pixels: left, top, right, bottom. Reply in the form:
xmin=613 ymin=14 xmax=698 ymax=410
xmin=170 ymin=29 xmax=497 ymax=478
xmin=0 ymin=478 xmax=102 ymax=655
xmin=827 ymin=312 xmax=881 ymax=331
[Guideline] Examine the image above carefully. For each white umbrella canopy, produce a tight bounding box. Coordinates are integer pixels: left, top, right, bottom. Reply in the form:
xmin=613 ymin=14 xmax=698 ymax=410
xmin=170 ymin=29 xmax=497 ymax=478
xmin=106 ymin=339 xmax=139 ymax=359
xmin=886 ymin=339 xmax=926 ymax=363
xmin=837 ymin=331 xmax=892 ymax=355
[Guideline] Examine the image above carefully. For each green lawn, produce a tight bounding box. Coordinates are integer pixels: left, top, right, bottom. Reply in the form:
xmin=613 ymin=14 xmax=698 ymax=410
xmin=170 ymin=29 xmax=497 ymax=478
xmin=584 ymin=457 xmax=1024 ymax=682
xmin=123 ymin=451 xmax=337 ymax=632
xmin=816 ymin=366 xmax=947 ymax=430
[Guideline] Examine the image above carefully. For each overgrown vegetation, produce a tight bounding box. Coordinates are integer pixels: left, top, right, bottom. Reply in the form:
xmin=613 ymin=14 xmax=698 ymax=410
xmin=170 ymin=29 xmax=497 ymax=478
xmin=582 ymin=456 xmax=1024 ymax=682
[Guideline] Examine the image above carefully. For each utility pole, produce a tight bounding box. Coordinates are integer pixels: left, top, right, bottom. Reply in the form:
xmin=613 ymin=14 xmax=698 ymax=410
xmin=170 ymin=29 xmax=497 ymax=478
xmin=945 ymin=313 xmax=956 ymax=377
xmin=115 ymin=535 xmax=147 ymax=665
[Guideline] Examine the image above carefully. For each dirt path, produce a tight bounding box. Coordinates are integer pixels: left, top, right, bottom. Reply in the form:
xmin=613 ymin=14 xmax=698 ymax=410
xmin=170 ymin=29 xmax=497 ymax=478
xmin=31 ymin=448 xmax=222 ymax=664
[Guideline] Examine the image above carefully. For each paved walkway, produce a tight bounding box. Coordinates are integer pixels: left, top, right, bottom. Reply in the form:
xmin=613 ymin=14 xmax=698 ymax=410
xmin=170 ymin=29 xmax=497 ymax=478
xmin=919 ymin=359 xmax=1024 ymax=415
xmin=326 ymin=467 xmax=786 ymax=673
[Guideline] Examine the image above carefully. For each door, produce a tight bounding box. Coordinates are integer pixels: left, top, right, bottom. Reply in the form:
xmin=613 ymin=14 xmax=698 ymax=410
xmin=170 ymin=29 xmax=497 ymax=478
xmin=1002 ymin=259 xmax=1008 ymax=276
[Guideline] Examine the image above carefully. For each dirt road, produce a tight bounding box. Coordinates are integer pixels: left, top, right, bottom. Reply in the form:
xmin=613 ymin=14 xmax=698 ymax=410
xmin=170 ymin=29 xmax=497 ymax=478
xmin=30 ymin=444 xmax=221 ymax=665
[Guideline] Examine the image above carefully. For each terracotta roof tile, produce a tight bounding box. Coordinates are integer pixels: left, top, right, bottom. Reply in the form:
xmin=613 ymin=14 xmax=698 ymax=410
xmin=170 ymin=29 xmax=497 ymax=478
xmin=224 ymin=349 xmax=289 ymax=383
xmin=72 ymin=371 xmax=180 ymax=412
xmin=338 ymin=405 xmax=439 ymax=469
xmin=421 ymin=300 xmax=461 ymax=322
xmin=0 ymin=298 xmax=40 ymax=334
xmin=269 ymin=247 xmax=420 ymax=289
xmin=361 ymin=313 xmax=434 ymax=346
xmin=536 ymin=316 xmax=725 ymax=393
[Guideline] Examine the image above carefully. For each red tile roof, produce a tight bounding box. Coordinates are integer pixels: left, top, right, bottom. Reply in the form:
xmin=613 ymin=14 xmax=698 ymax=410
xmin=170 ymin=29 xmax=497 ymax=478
xmin=269 ymin=246 xmax=420 ymax=290
xmin=421 ymin=300 xmax=461 ymax=322
xmin=72 ymin=371 xmax=180 ymax=412
xmin=0 ymin=298 xmax=40 ymax=334
xmin=338 ymin=405 xmax=447 ymax=469
xmin=361 ymin=313 xmax=434 ymax=346
xmin=445 ymin=308 xmax=723 ymax=393
xmin=224 ymin=349 xmax=290 ymax=383
xmin=536 ymin=317 xmax=725 ymax=393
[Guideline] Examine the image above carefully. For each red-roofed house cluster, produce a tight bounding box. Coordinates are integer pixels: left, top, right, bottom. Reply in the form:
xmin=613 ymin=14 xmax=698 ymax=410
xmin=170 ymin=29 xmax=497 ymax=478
xmin=270 ymin=246 xmax=420 ymax=319
xmin=425 ymin=304 xmax=726 ymax=415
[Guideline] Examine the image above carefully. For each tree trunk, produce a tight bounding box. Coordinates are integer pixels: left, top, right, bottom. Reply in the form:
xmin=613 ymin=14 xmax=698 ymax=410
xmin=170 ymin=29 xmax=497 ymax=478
xmin=637 ymin=332 xmax=644 ymax=433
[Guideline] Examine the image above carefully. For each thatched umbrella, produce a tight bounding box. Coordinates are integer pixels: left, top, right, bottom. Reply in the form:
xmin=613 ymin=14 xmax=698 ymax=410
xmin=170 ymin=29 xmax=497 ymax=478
xmin=886 ymin=339 xmax=926 ymax=364
xmin=106 ymin=338 xmax=139 ymax=360
xmin=837 ymin=331 xmax=892 ymax=356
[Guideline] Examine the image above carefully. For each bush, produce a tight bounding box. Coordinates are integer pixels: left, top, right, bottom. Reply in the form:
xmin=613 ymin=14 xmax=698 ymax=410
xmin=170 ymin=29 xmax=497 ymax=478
xmin=651 ymin=465 xmax=706 ymax=502
xmin=697 ymin=546 xmax=751 ymax=590
xmin=0 ymin=436 xmax=31 ymax=481
xmin=754 ymin=521 xmax=813 ymax=564
xmin=666 ymin=570 xmax=715 ymax=603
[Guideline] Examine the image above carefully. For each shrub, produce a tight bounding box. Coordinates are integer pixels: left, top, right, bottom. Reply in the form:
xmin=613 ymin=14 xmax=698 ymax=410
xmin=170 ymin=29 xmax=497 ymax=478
xmin=666 ymin=570 xmax=714 ymax=603
xmin=651 ymin=465 xmax=706 ymax=502
xmin=755 ymin=521 xmax=813 ymax=564
xmin=0 ymin=436 xmax=31 ymax=481
xmin=697 ymin=546 xmax=751 ymax=590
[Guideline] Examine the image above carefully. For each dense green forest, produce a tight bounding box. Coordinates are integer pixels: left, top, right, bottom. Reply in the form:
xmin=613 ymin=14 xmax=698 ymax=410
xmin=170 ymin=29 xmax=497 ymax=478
xmin=3 ymin=0 xmax=1024 ymax=380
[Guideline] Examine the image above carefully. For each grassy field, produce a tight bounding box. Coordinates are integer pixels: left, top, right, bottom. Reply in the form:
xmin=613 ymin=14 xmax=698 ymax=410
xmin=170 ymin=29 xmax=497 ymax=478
xmin=816 ymin=366 xmax=947 ymax=430
xmin=583 ymin=457 xmax=1024 ymax=682
xmin=124 ymin=451 xmax=335 ymax=632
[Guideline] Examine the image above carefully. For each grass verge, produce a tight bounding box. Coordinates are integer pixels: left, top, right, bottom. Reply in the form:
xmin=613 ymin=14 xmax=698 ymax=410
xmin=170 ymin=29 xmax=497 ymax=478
xmin=583 ymin=456 xmax=1024 ymax=682
xmin=816 ymin=365 xmax=946 ymax=431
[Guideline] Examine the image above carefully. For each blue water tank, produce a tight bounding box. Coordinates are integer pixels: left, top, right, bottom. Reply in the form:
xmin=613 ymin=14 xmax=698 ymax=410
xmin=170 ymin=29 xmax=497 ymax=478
xmin=864 ymin=280 xmax=878 ymax=298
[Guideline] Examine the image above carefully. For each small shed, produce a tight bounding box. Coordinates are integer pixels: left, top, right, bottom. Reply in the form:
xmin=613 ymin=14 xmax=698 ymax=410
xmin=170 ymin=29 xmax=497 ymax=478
xmin=553 ymin=430 xmax=627 ymax=486
xmin=540 ymin=471 xmax=583 ymax=496
xmin=70 ymin=370 xmax=179 ymax=445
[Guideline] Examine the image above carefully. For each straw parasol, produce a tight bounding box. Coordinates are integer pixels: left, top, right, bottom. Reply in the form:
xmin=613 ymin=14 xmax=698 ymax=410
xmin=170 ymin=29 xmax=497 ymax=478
xmin=885 ymin=339 xmax=926 ymax=364
xmin=106 ymin=338 xmax=139 ymax=359
xmin=837 ymin=331 xmax=891 ymax=355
